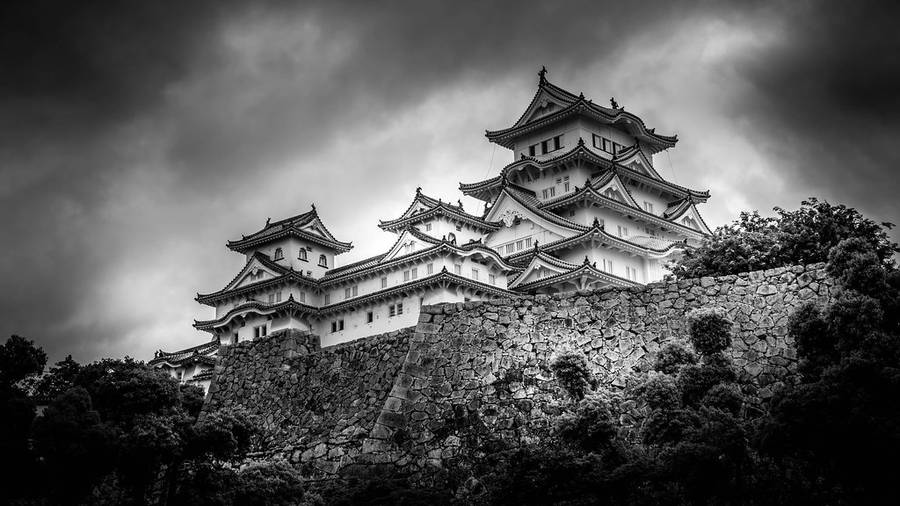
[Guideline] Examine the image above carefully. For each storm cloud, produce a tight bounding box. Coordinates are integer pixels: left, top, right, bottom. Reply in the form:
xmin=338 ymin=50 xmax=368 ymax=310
xmin=1 ymin=0 xmax=897 ymax=364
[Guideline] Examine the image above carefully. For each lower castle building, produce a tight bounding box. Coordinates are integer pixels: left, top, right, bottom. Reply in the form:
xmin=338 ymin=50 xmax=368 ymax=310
xmin=150 ymin=69 xmax=711 ymax=391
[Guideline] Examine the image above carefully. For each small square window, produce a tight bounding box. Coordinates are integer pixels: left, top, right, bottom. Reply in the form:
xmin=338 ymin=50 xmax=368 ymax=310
xmin=367 ymin=311 xmax=374 ymax=323
xmin=381 ymin=277 xmax=387 ymax=288
xmin=427 ymin=263 xmax=434 ymax=275
xmin=425 ymin=223 xmax=432 ymax=231
xmin=397 ymin=302 xmax=403 ymax=315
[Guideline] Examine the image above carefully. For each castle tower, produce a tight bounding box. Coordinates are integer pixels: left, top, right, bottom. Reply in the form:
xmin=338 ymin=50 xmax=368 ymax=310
xmin=460 ymin=68 xmax=711 ymax=293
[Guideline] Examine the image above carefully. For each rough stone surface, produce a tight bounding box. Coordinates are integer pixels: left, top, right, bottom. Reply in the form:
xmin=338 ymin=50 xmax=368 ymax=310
xmin=203 ymin=263 xmax=834 ymax=483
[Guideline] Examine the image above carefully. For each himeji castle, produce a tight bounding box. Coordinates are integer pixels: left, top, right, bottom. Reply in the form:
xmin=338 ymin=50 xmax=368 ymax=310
xmin=150 ymin=69 xmax=711 ymax=391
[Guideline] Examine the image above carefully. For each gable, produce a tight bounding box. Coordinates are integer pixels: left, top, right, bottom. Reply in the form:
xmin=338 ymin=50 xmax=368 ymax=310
xmin=595 ymin=174 xmax=639 ymax=208
xmin=616 ymin=148 xmax=663 ymax=180
xmin=508 ymin=256 xmax=571 ymax=289
xmin=669 ymin=203 xmax=711 ymax=234
xmin=230 ymin=259 xmax=282 ymax=290
xmin=484 ymin=191 xmax=581 ymax=240
xmin=519 ymin=89 xmax=570 ymax=126
xmin=381 ymin=229 xmax=432 ymax=262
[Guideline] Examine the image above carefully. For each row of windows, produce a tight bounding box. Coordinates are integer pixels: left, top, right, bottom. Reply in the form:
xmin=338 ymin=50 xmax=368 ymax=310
xmin=329 ymin=299 xmax=412 ymax=333
xmin=528 ymin=134 xmax=564 ymax=156
xmin=503 ymin=237 xmax=533 ymax=254
xmin=592 ymin=134 xmax=626 ymax=155
xmin=272 ymin=247 xmax=329 ymax=267
xmin=423 ymin=222 xmax=463 ymax=233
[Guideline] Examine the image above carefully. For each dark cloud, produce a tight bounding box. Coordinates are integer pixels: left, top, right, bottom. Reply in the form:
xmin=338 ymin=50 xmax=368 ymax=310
xmin=1 ymin=0 xmax=898 ymax=365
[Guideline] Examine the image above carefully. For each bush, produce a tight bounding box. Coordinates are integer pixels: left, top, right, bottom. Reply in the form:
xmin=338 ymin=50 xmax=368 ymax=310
xmin=555 ymin=394 xmax=618 ymax=452
xmin=653 ymin=343 xmax=698 ymax=374
xmin=641 ymin=408 xmax=701 ymax=445
xmin=701 ymin=383 xmax=743 ymax=416
xmin=639 ymin=373 xmax=681 ymax=411
xmin=550 ymin=351 xmax=594 ymax=400
xmin=677 ymin=355 xmax=737 ymax=407
xmin=686 ymin=308 xmax=732 ymax=356
xmin=234 ymin=461 xmax=304 ymax=506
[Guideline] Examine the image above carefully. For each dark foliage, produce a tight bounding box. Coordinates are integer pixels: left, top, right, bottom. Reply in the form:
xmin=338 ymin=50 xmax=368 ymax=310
xmin=554 ymin=394 xmax=618 ymax=453
xmin=671 ymin=198 xmax=899 ymax=278
xmin=0 ymin=334 xmax=46 ymax=387
xmin=549 ymin=351 xmax=594 ymax=400
xmin=652 ymin=342 xmax=697 ymax=374
xmin=686 ymin=307 xmax=733 ymax=356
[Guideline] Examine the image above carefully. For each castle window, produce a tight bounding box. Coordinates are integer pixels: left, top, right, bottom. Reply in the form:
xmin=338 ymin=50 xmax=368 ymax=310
xmin=447 ymin=232 xmax=456 ymax=244
xmin=425 ymin=223 xmax=432 ymax=232
xmin=268 ymin=293 xmax=275 ymax=303
xmin=411 ymin=267 xmax=418 ymax=279
xmin=298 ymin=249 xmax=308 ymax=261
xmin=381 ymin=277 xmax=387 ymax=288
xmin=274 ymin=248 xmax=283 ymax=260
xmin=454 ymin=264 xmax=462 ymax=275
xmin=367 ymin=311 xmax=374 ymax=323
xmin=617 ymin=225 xmax=629 ymax=237
xmin=541 ymin=187 xmax=556 ymax=199
xmin=489 ymin=273 xmax=496 ymax=285
xmin=427 ymin=263 xmax=434 ymax=275
xmin=525 ymin=237 xmax=532 ymax=248
xmin=404 ymin=270 xmax=410 ymax=282
xmin=318 ymin=255 xmax=328 ymax=267
xmin=299 ymin=291 xmax=306 ymax=303
xmin=330 ymin=320 xmax=344 ymax=333
xmin=344 ymin=287 xmax=351 ymax=299
xmin=528 ymin=144 xmax=537 ymax=156
xmin=472 ymin=268 xmax=479 ymax=281
xmin=516 ymin=240 xmax=523 ymax=251
xmin=602 ymin=259 xmax=613 ymax=272
xmin=506 ymin=244 xmax=514 ymax=254
xmin=455 ymin=224 xmax=462 ymax=232
xmin=389 ymin=302 xmax=404 ymax=317
xmin=254 ymin=325 xmax=267 ymax=338
xmin=644 ymin=201 xmax=654 ymax=213
xmin=396 ymin=302 xmax=403 ymax=315
xmin=324 ymin=294 xmax=331 ymax=305
xmin=626 ymin=266 xmax=638 ymax=281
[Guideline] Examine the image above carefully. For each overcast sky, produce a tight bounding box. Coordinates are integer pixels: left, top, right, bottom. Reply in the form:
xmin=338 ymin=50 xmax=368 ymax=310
xmin=2 ymin=0 xmax=898 ymax=365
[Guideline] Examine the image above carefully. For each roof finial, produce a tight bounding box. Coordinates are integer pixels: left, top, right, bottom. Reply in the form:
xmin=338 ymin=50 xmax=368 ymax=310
xmin=583 ymin=255 xmax=591 ymax=265
xmin=534 ymin=240 xmax=540 ymax=251
xmin=310 ymin=203 xmax=317 ymax=212
xmin=579 ymin=92 xmax=585 ymax=100
xmin=265 ymin=217 xmax=271 ymax=226
xmin=592 ymin=217 xmax=602 ymax=229
xmin=577 ymin=137 xmax=585 ymax=147
xmin=610 ymin=97 xmax=619 ymax=109
xmin=538 ymin=65 xmax=548 ymax=84
xmin=457 ymin=199 xmax=464 ymax=211
xmin=416 ymin=186 xmax=422 ymax=194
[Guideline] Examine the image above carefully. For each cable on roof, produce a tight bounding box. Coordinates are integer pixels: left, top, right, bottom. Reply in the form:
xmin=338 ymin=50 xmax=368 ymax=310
xmin=665 ymin=149 xmax=679 ymax=185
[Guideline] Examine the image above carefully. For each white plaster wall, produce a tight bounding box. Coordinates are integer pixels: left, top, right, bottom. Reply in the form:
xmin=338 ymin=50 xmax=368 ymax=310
xmin=558 ymin=245 xmax=646 ymax=283
xmin=511 ymin=119 xmax=579 ymax=160
xmin=486 ymin=219 xmax=564 ymax=253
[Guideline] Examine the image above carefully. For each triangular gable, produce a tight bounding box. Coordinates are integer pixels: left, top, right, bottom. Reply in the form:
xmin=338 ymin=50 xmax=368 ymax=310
xmin=594 ymin=173 xmax=639 ymax=208
xmin=229 ymin=257 xmax=284 ymax=291
xmin=484 ymin=190 xmax=584 ymax=240
xmin=508 ymin=254 xmax=574 ymax=289
xmin=615 ymin=147 xmax=663 ymax=180
xmin=381 ymin=229 xmax=435 ymax=263
xmin=666 ymin=202 xmax=712 ymax=235
xmin=518 ymin=88 xmax=571 ymax=126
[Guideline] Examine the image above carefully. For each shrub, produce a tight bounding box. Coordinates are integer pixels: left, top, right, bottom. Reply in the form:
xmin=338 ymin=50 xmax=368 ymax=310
xmin=233 ymin=461 xmax=304 ymax=506
xmin=677 ymin=355 xmax=737 ymax=407
xmin=653 ymin=343 xmax=698 ymax=374
xmin=550 ymin=351 xmax=594 ymax=400
xmin=639 ymin=373 xmax=681 ymax=411
xmin=641 ymin=408 xmax=701 ymax=445
xmin=701 ymin=383 xmax=743 ymax=416
xmin=686 ymin=308 xmax=732 ymax=356
xmin=555 ymin=394 xmax=618 ymax=452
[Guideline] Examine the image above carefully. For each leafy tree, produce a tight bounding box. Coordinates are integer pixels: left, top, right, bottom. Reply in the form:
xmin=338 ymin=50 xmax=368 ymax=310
xmin=652 ymin=342 xmax=697 ymax=375
xmin=686 ymin=307 xmax=733 ymax=356
xmin=671 ymin=198 xmax=899 ymax=278
xmin=554 ymin=394 xmax=618 ymax=453
xmin=549 ymin=351 xmax=594 ymax=400
xmin=34 ymin=354 xmax=81 ymax=403
xmin=0 ymin=334 xmax=47 ymax=387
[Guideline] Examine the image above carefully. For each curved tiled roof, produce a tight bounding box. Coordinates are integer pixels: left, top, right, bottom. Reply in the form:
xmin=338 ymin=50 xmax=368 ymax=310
xmin=194 ymin=297 xmax=319 ymax=332
xmin=513 ymin=258 xmax=639 ymax=292
xmin=149 ymin=339 xmax=219 ymax=366
xmin=227 ymin=205 xmax=352 ymax=254
xmin=485 ymin=75 xmax=677 ymax=153
xmin=465 ymin=141 xmax=709 ymax=203
xmin=195 ymin=251 xmax=318 ymax=306
xmin=379 ymin=188 xmax=502 ymax=233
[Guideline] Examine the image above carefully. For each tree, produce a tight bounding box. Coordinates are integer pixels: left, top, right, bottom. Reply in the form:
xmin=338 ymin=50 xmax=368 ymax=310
xmin=0 ymin=334 xmax=47 ymax=388
xmin=549 ymin=351 xmax=594 ymax=400
xmin=671 ymin=198 xmax=899 ymax=278
xmin=34 ymin=354 xmax=81 ymax=403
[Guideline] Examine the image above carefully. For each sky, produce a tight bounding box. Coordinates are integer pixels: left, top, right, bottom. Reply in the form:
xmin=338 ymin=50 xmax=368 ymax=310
xmin=2 ymin=0 xmax=898 ymax=365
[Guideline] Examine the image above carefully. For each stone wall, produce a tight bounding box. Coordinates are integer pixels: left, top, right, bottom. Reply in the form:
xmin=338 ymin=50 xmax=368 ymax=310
xmin=203 ymin=327 xmax=414 ymax=474
xmin=203 ymin=263 xmax=834 ymax=481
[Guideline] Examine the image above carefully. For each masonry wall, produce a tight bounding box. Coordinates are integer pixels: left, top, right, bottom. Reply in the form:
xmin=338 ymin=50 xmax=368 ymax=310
xmin=203 ymin=327 xmax=414 ymax=474
xmin=203 ymin=263 xmax=833 ymax=482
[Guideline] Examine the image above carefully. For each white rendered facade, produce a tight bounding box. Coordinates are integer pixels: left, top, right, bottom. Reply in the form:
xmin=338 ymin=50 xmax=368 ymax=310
xmin=152 ymin=69 xmax=711 ymax=385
